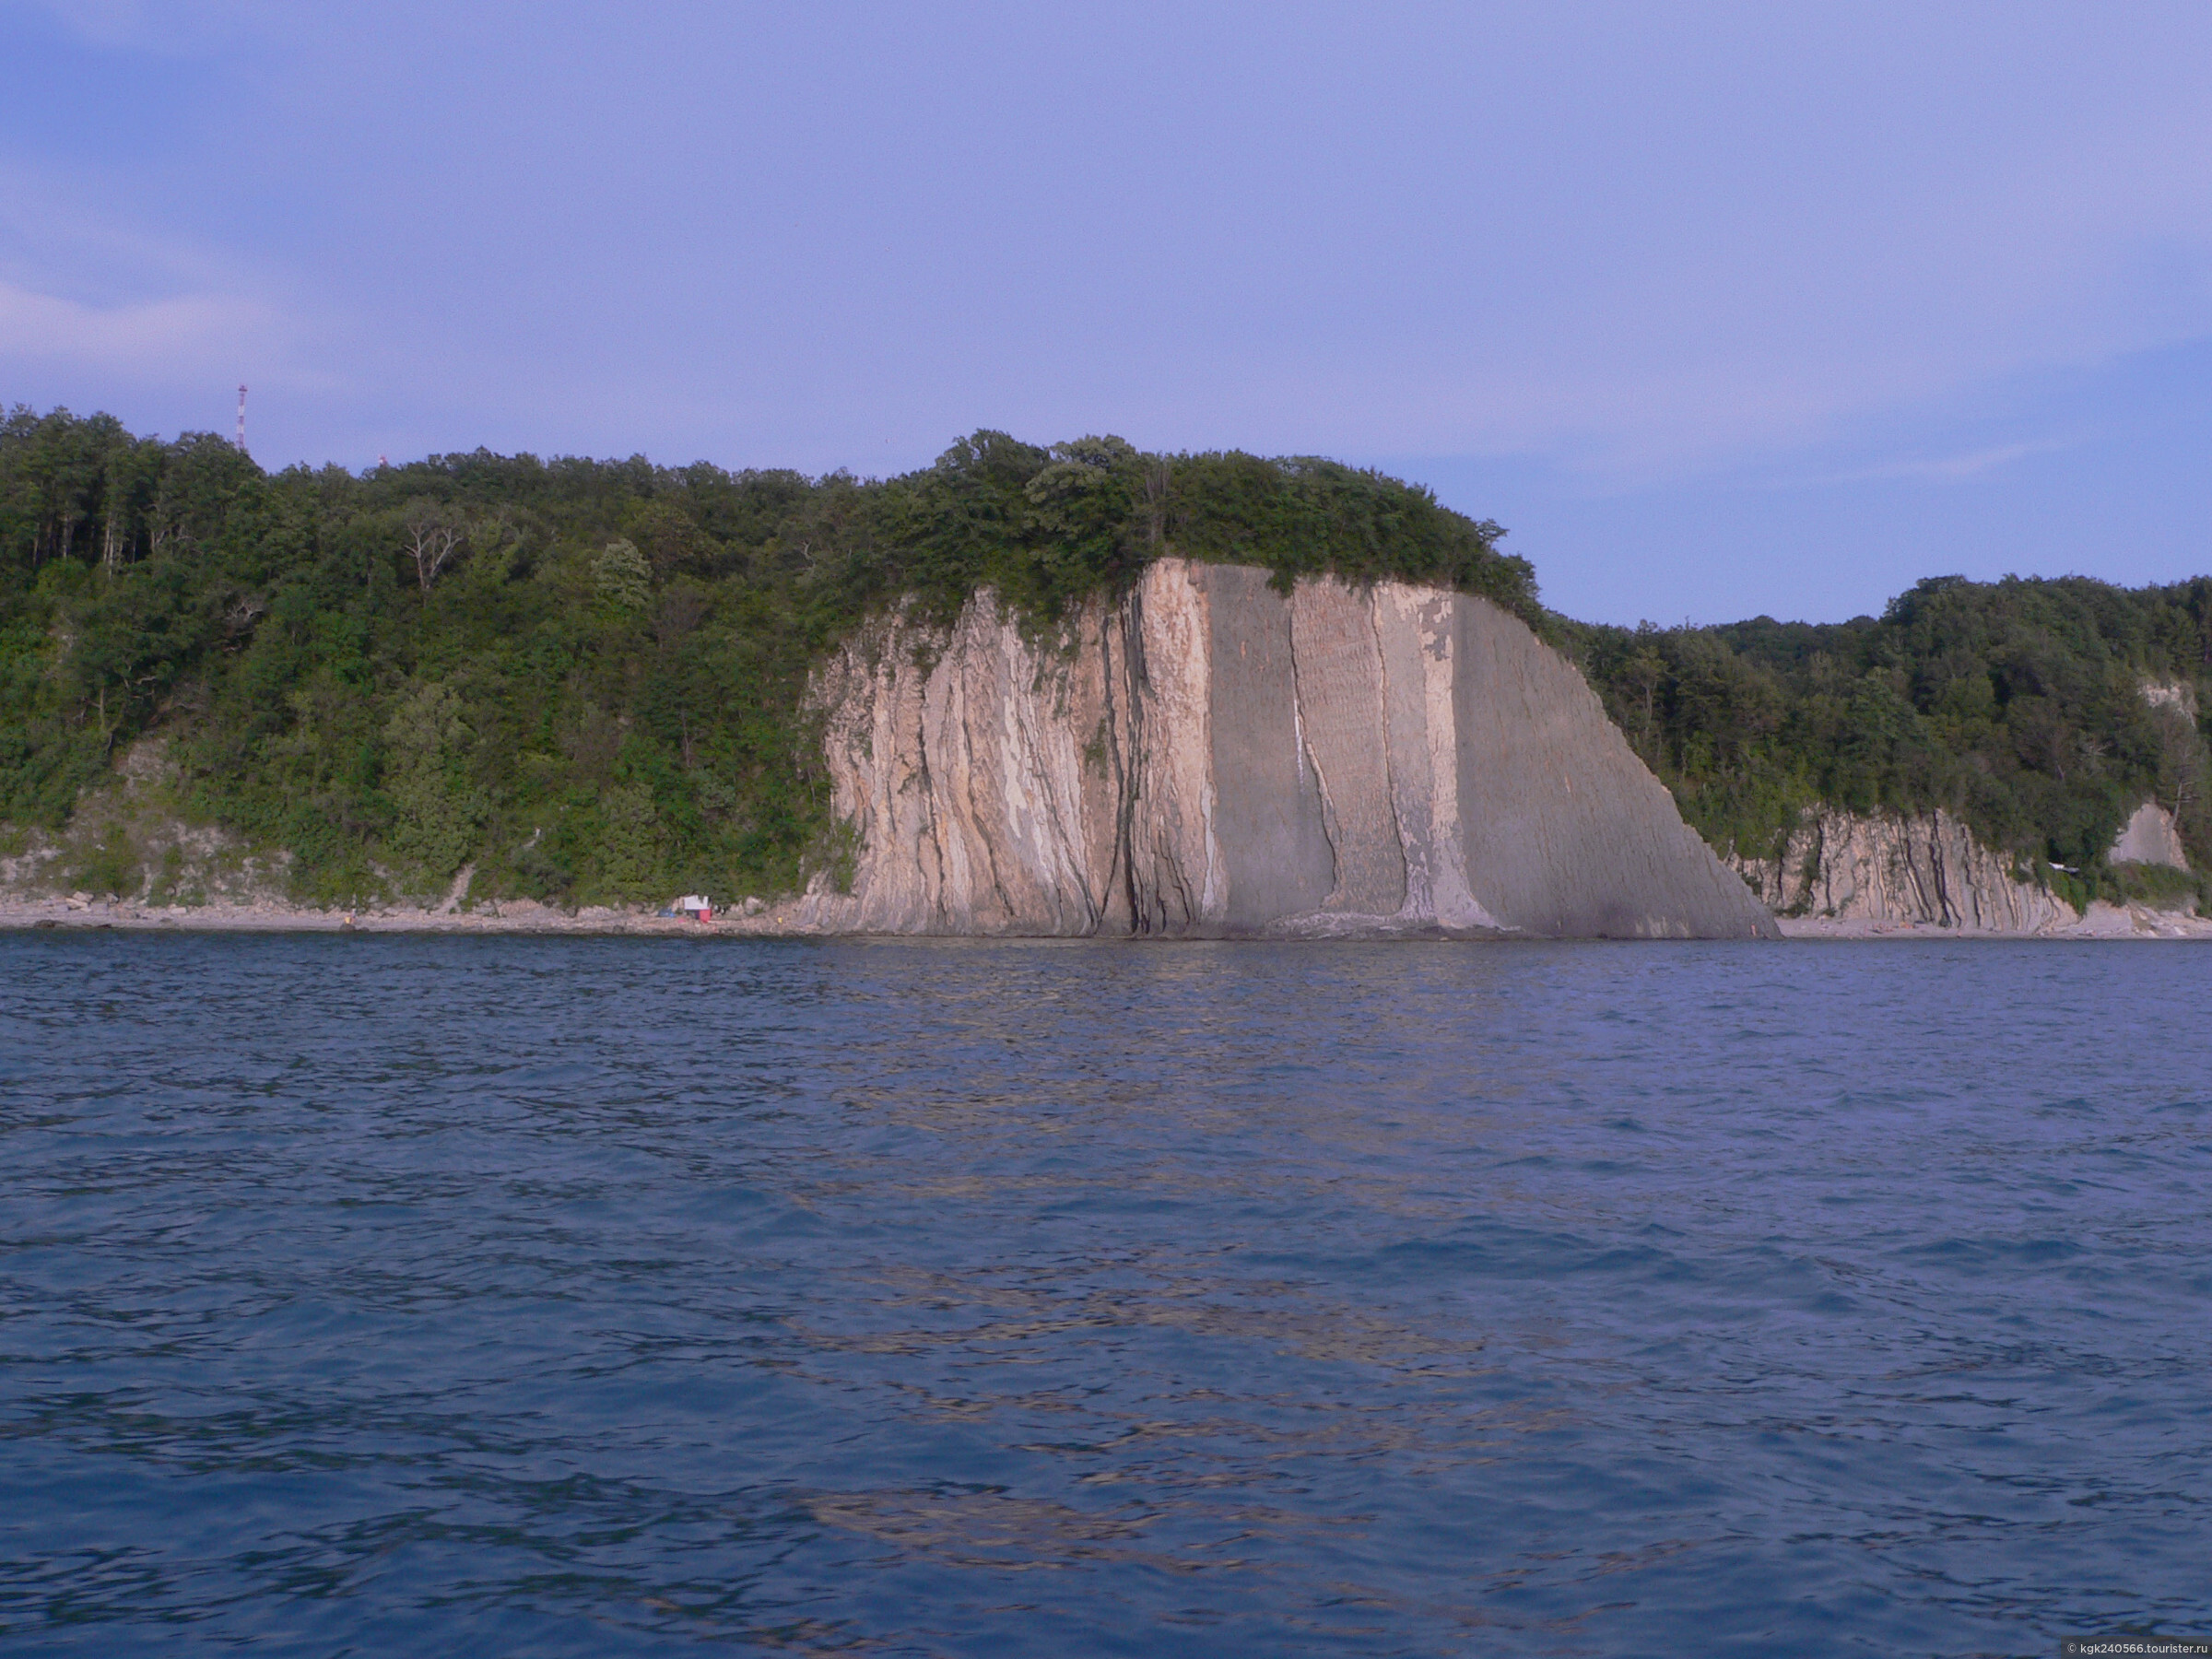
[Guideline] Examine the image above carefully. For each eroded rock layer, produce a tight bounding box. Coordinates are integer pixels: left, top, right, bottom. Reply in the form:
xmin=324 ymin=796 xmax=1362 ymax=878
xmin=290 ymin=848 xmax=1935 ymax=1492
xmin=1731 ymin=808 xmax=2072 ymax=931
xmin=798 ymin=559 xmax=1779 ymax=939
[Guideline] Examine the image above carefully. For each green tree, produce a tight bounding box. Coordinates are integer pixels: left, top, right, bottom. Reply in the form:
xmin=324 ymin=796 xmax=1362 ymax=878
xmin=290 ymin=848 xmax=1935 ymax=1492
xmin=592 ymin=782 xmax=664 ymax=901
xmin=382 ymin=679 xmax=485 ymax=885
xmin=594 ymin=538 xmax=652 ymax=608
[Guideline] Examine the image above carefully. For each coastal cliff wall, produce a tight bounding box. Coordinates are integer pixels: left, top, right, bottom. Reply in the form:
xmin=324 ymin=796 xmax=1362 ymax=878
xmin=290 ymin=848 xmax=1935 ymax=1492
xmin=794 ymin=559 xmax=1777 ymax=939
xmin=1731 ymin=808 xmax=2071 ymax=931
xmin=1733 ymin=800 xmax=2200 ymax=934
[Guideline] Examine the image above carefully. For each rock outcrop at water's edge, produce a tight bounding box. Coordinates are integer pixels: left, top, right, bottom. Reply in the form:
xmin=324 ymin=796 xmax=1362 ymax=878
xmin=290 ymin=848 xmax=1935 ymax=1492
xmin=1731 ymin=808 xmax=2071 ymax=932
xmin=1729 ymin=802 xmax=2212 ymax=936
xmin=791 ymin=559 xmax=1779 ymax=939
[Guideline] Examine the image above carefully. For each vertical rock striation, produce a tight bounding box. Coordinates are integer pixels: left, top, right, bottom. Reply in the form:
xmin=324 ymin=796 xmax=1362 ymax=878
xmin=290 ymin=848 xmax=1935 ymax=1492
xmin=799 ymin=559 xmax=1778 ymax=939
xmin=1731 ymin=808 xmax=2072 ymax=931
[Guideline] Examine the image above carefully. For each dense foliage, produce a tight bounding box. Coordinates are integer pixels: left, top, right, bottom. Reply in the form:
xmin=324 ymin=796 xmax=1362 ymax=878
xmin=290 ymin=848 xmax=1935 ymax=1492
xmin=11 ymin=403 xmax=2204 ymax=912
xmin=0 ymin=409 xmax=1529 ymax=905
xmin=1567 ymin=575 xmax=2212 ymax=899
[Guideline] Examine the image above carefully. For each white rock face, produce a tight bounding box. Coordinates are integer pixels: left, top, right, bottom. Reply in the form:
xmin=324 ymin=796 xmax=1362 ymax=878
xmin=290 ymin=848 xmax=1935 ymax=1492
xmin=793 ymin=559 xmax=1777 ymax=939
xmin=2110 ymin=801 xmax=2189 ymax=870
xmin=1733 ymin=807 xmax=2073 ymax=931
xmin=2141 ymin=680 xmax=2198 ymax=720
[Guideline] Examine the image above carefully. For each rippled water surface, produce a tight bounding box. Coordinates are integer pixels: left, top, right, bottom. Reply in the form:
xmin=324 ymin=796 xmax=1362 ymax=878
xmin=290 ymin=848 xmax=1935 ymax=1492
xmin=2 ymin=934 xmax=2209 ymax=1656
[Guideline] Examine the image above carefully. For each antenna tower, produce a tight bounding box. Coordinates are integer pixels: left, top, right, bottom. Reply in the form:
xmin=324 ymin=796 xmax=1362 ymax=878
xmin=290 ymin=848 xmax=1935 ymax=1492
xmin=235 ymin=385 xmax=248 ymax=454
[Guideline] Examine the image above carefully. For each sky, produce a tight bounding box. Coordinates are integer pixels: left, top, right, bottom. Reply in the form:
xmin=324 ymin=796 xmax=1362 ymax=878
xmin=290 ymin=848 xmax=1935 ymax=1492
xmin=2 ymin=1 xmax=2208 ymax=626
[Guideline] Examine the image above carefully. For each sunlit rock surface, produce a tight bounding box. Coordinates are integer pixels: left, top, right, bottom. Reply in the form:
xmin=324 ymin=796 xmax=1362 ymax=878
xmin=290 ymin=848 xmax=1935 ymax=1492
xmin=2110 ymin=801 xmax=2189 ymax=871
xmin=794 ymin=559 xmax=1777 ymax=939
xmin=1733 ymin=807 xmax=2071 ymax=931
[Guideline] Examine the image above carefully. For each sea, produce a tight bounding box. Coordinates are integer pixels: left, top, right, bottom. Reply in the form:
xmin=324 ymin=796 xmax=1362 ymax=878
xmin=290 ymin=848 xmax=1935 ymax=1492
xmin=1 ymin=932 xmax=2206 ymax=1657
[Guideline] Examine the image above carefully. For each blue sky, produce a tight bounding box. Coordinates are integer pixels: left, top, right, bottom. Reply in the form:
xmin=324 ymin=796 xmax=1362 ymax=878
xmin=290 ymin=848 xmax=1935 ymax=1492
xmin=3 ymin=1 xmax=2207 ymax=625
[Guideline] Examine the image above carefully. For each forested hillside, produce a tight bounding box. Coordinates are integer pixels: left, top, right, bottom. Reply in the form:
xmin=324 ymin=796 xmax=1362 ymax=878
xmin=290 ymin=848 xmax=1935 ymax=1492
xmin=1567 ymin=579 xmax=2212 ymax=904
xmin=0 ymin=408 xmax=1526 ymax=905
xmin=8 ymin=405 xmax=2206 ymax=913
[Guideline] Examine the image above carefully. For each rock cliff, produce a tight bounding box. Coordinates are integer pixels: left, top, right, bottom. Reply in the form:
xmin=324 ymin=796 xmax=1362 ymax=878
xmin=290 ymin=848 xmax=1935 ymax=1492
xmin=2110 ymin=801 xmax=2189 ymax=870
xmin=793 ymin=559 xmax=1777 ymax=939
xmin=1731 ymin=807 xmax=2070 ymax=931
xmin=1734 ymin=799 xmax=2201 ymax=934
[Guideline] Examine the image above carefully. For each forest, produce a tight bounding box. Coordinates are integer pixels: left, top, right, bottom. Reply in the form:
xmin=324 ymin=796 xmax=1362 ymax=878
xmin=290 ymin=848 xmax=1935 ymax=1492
xmin=1567 ymin=576 xmax=2212 ymax=906
xmin=6 ymin=404 xmax=2208 ymax=912
xmin=0 ymin=407 xmax=1528 ymax=906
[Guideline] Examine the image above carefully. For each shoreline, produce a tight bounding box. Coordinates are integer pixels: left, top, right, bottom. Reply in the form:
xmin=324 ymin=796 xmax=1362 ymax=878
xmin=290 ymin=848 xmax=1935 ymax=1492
xmin=1775 ymin=903 xmax=2212 ymax=940
xmin=6 ymin=894 xmax=2210 ymax=941
xmin=0 ymin=894 xmax=801 ymax=937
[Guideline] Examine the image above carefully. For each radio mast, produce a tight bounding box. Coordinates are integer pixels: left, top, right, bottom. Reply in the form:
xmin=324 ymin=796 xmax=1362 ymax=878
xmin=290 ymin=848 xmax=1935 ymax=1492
xmin=235 ymin=385 xmax=248 ymax=454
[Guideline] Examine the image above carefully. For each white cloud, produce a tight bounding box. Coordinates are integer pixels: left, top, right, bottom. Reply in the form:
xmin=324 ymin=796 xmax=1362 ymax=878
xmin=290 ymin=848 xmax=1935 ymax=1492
xmin=0 ymin=162 xmax=330 ymax=399
xmin=14 ymin=0 xmax=271 ymax=52
xmin=17 ymin=0 xmax=156 ymax=45
xmin=1806 ymin=441 xmax=2078 ymax=488
xmin=0 ymin=278 xmax=272 ymax=374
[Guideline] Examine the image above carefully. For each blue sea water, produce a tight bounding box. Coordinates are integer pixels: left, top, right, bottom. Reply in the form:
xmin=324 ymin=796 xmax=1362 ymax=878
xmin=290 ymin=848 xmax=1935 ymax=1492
xmin=0 ymin=933 xmax=2207 ymax=1657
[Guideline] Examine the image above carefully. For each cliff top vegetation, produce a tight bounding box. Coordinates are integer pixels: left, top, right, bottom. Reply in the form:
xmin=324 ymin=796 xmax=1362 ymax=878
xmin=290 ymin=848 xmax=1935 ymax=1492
xmin=0 ymin=408 xmax=1527 ymax=905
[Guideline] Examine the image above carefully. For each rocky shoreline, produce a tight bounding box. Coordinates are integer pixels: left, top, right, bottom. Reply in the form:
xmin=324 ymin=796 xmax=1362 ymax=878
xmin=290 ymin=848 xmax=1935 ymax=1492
xmin=0 ymin=893 xmax=810 ymax=937
xmin=9 ymin=892 xmax=2211 ymax=940
xmin=1775 ymin=904 xmax=2212 ymax=939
